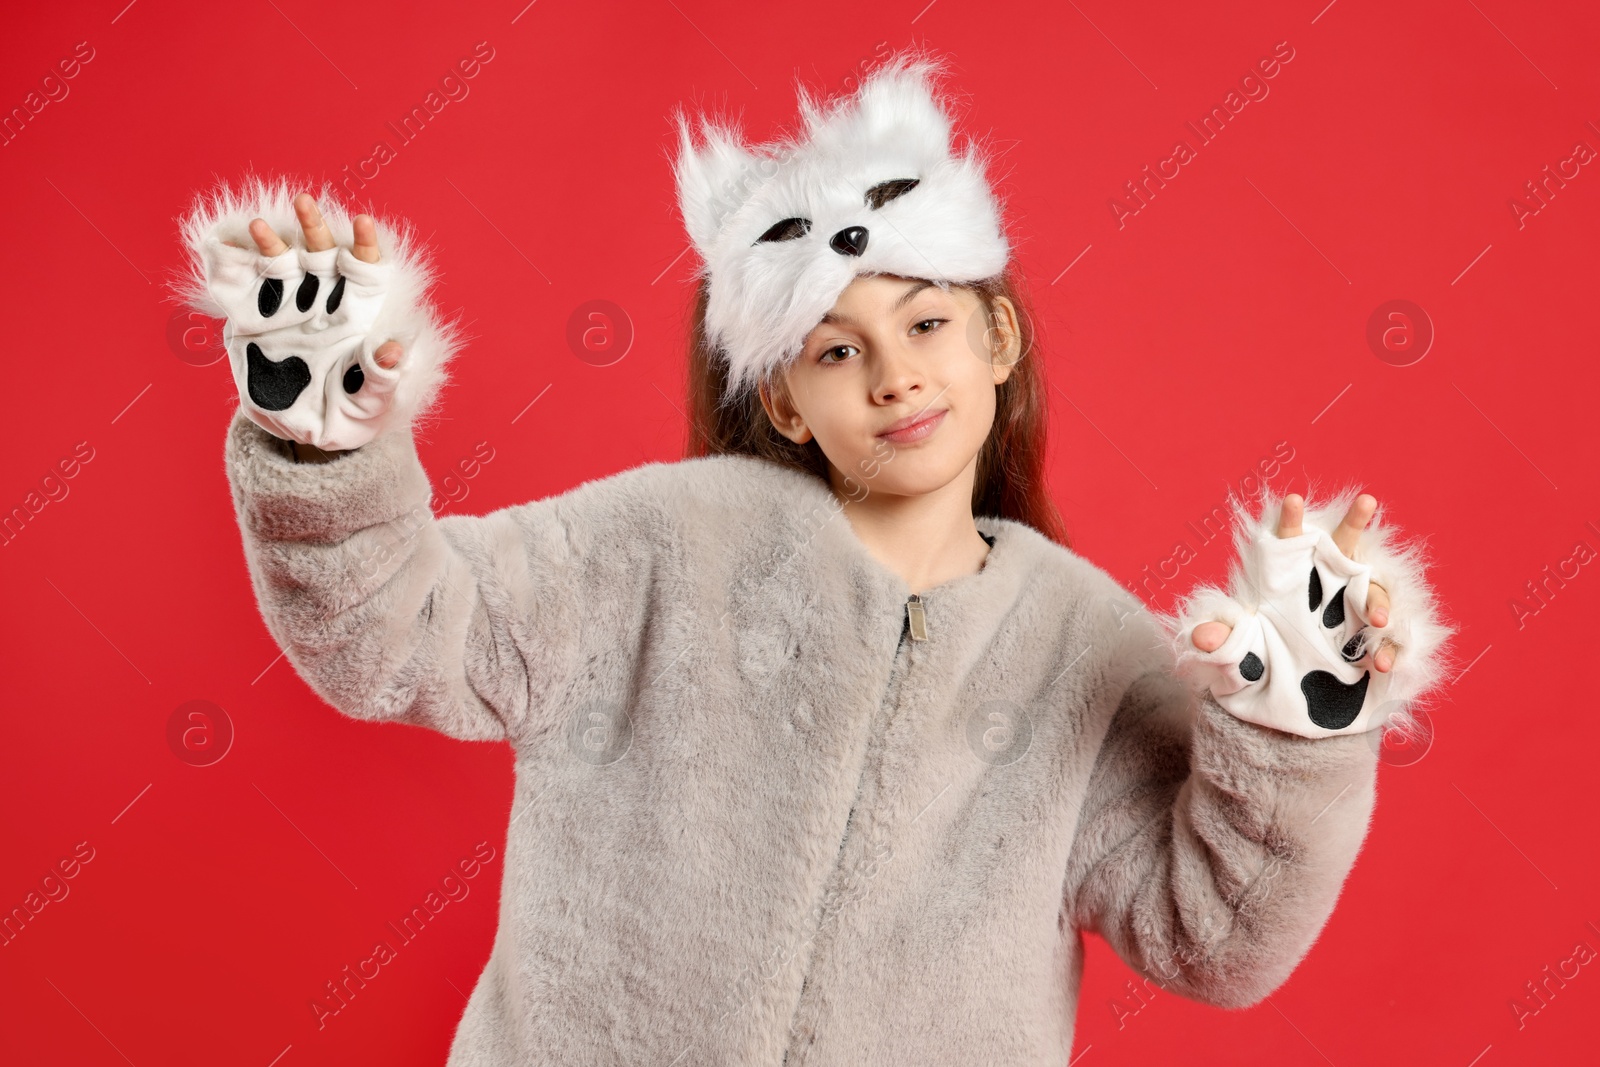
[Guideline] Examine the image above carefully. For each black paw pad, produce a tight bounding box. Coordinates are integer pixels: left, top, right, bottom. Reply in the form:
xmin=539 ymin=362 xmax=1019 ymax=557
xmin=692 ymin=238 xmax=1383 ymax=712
xmin=1297 ymin=554 xmax=1371 ymax=729
xmin=258 ymin=277 xmax=284 ymax=317
xmin=1306 ymin=563 xmax=1354 ymax=629
xmin=1322 ymin=582 xmax=1348 ymax=629
xmin=1239 ymin=652 xmax=1265 ymax=682
xmin=246 ymin=342 xmax=310 ymax=411
xmin=1302 ymin=669 xmax=1370 ymax=730
xmin=295 ymin=272 xmax=320 ymax=312
xmin=325 ymin=275 xmax=346 ymax=313
xmin=343 ymin=363 xmax=364 ymax=394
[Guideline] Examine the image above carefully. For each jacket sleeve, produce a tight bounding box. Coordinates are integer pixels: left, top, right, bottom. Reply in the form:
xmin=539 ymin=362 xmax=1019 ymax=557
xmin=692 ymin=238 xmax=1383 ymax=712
xmin=224 ymin=406 xmax=653 ymax=743
xmin=1060 ymin=591 xmax=1381 ymax=1010
xmin=1062 ymin=487 xmax=1460 ymax=1005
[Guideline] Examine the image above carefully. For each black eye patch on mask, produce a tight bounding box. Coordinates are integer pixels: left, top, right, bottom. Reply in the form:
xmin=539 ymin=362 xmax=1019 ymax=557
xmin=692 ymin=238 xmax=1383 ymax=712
xmin=756 ymin=217 xmax=812 ymax=243
xmin=864 ymin=178 xmax=919 ymax=209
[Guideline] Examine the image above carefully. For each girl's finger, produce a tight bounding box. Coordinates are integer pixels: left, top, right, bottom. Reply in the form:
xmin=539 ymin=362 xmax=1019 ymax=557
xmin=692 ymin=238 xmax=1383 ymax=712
xmin=1366 ymin=581 xmax=1390 ymax=627
xmin=1276 ymin=494 xmax=1305 ymax=538
xmin=1331 ymin=493 xmax=1377 ymax=558
xmin=249 ymin=217 xmax=289 ymax=257
xmin=1190 ymin=620 xmax=1231 ymax=653
xmin=1373 ymin=638 xmax=1399 ymax=673
xmin=352 ymin=214 xmax=381 ymax=264
xmin=374 ymin=340 xmax=403 ymax=370
xmin=295 ymin=193 xmax=336 ymax=252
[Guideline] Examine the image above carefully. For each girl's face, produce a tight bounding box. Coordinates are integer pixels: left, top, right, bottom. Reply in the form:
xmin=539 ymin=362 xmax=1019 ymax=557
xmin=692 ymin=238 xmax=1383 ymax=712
xmin=760 ymin=273 xmax=1019 ymax=502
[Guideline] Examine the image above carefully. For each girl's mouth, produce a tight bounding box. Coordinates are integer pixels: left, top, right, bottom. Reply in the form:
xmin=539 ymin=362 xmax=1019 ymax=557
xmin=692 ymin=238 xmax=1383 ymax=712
xmin=877 ymin=408 xmax=947 ymax=444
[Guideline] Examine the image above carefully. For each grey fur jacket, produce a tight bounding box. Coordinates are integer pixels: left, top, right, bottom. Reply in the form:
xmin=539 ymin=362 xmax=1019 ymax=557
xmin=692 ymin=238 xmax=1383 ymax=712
xmin=223 ymin=407 xmax=1452 ymax=1066
xmin=196 ymin=181 xmax=1455 ymax=1066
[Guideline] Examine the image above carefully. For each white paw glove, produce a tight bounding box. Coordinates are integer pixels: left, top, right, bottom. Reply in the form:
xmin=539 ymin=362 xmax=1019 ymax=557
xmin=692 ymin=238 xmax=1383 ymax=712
xmin=1163 ymin=488 xmax=1456 ymax=740
xmin=174 ymin=176 xmax=459 ymax=451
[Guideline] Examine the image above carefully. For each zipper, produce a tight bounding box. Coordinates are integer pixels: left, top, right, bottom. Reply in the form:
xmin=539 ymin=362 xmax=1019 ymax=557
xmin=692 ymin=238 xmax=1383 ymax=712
xmin=906 ymin=593 xmax=928 ymax=641
xmin=782 ymin=592 xmax=925 ymax=1064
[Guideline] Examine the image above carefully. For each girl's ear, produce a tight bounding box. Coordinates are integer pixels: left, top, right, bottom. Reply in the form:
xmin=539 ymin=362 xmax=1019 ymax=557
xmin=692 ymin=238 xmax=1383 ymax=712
xmin=759 ymin=376 xmax=813 ymax=444
xmin=985 ymin=295 xmax=1022 ymax=384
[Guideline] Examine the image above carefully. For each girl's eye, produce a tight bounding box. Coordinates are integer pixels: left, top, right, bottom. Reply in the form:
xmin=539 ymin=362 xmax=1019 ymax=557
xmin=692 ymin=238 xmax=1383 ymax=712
xmin=818 ymin=320 xmax=946 ymax=363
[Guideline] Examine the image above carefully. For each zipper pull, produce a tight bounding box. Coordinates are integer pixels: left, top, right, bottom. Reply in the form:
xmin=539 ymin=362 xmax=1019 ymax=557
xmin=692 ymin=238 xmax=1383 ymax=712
xmin=906 ymin=594 xmax=928 ymax=641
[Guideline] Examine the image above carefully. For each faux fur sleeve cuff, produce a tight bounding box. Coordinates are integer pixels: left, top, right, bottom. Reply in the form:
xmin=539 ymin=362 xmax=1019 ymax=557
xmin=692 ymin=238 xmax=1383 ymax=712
xmin=224 ymin=405 xmax=433 ymax=547
xmin=1155 ymin=486 xmax=1458 ymax=740
xmin=173 ymin=174 xmax=464 ymax=451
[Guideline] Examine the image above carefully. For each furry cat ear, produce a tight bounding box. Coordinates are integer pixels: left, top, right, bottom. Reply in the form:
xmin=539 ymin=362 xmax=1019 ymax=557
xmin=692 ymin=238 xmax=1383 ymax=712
xmin=672 ymin=111 xmax=765 ymax=260
xmin=796 ymin=53 xmax=953 ymax=161
xmin=801 ymin=54 xmax=954 ymax=160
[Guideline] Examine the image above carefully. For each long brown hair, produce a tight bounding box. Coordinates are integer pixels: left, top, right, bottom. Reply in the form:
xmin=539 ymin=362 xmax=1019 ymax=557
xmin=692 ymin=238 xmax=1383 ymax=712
xmin=682 ymin=268 xmax=1071 ymax=550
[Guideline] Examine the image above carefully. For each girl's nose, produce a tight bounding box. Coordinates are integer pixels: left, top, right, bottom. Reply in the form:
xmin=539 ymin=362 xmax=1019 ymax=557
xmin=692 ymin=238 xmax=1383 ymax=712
xmin=829 ymin=226 xmax=869 ymax=257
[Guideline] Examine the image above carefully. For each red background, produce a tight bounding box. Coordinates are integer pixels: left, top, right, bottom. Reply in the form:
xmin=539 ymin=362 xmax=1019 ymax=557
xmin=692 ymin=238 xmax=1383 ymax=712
xmin=2 ymin=0 xmax=1597 ymax=1064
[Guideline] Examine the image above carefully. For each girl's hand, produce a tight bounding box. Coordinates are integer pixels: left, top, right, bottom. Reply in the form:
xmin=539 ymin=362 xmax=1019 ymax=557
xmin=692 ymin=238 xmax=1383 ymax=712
xmin=1163 ymin=484 xmax=1456 ymax=739
xmin=179 ymin=177 xmax=458 ymax=452
xmin=1190 ymin=493 xmax=1397 ymax=672
xmin=246 ymin=192 xmax=373 ymax=260
xmin=197 ymin=190 xmax=411 ymax=450
xmin=243 ymin=194 xmax=404 ymax=374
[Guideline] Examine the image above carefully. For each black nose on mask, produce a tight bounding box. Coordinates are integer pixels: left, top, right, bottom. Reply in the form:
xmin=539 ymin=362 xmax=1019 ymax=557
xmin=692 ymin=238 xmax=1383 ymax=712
xmin=829 ymin=226 xmax=869 ymax=257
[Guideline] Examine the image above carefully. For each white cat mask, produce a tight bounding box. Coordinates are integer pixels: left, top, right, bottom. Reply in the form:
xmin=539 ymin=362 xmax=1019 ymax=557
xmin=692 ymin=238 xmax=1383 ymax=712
xmin=672 ymin=52 xmax=1011 ymax=403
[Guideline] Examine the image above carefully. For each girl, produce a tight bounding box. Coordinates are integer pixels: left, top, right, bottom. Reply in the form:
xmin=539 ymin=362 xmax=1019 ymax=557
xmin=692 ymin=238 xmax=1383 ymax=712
xmin=175 ymin=49 xmax=1454 ymax=1067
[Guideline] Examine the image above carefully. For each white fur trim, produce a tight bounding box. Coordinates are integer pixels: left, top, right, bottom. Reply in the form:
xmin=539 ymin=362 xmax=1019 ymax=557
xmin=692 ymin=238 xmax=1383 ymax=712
xmin=671 ymin=48 xmax=1010 ymax=403
xmin=171 ymin=174 xmax=463 ymax=450
xmin=1154 ymin=485 xmax=1460 ymax=740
